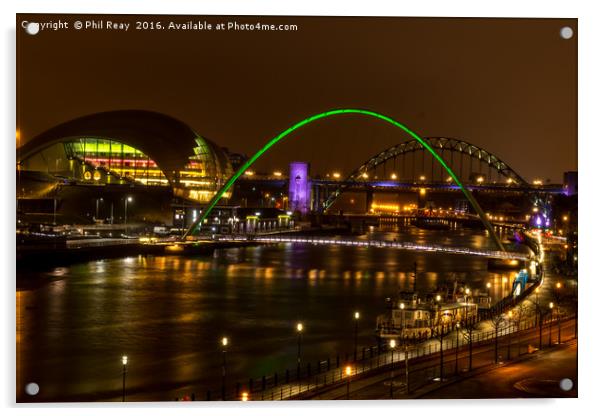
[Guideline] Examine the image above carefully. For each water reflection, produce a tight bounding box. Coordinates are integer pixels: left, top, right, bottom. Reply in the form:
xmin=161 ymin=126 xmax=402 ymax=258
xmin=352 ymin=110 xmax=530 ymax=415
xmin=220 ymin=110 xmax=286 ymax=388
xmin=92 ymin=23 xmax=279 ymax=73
xmin=17 ymin=227 xmax=519 ymax=402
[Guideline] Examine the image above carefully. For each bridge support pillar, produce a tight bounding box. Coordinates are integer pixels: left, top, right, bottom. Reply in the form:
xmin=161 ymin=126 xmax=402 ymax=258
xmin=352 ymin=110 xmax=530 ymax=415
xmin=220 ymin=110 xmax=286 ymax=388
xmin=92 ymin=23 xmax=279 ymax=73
xmin=365 ymin=188 xmax=374 ymax=213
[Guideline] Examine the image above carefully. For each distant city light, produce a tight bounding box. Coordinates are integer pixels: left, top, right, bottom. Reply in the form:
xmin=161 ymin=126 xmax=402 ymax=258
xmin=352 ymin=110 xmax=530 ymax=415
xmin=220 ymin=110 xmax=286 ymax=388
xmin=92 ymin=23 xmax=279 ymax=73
xmin=244 ymin=170 xmax=254 ymax=176
xmin=533 ymin=179 xmax=543 ymax=185
xmin=361 ymin=172 xmax=369 ymax=179
xmin=390 ymin=173 xmax=397 ymax=180
xmin=476 ymin=176 xmax=484 ymax=183
xmin=419 ymin=188 xmax=426 ymax=196
xmin=333 ymin=172 xmax=341 ymax=179
xmin=273 ymin=171 xmax=282 ymax=177
xmin=419 ymin=175 xmax=426 ymax=181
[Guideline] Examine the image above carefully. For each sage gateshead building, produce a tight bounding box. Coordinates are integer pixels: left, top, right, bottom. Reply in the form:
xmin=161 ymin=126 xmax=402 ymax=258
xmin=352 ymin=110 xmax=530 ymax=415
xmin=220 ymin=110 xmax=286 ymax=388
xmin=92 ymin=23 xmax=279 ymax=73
xmin=17 ymin=110 xmax=234 ymax=225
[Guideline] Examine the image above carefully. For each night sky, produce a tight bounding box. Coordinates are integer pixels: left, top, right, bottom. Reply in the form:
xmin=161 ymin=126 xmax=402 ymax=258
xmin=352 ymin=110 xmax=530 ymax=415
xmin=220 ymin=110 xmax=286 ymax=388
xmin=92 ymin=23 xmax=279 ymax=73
xmin=17 ymin=14 xmax=577 ymax=182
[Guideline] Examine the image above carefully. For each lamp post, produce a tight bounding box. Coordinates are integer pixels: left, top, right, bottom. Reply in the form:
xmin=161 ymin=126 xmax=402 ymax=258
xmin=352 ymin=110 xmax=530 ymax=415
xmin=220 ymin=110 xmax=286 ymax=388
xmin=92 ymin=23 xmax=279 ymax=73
xmin=221 ymin=337 xmax=228 ymax=400
xmin=555 ymin=283 xmax=562 ymax=344
xmin=399 ymin=302 xmax=405 ymax=340
xmin=464 ymin=288 xmax=471 ymax=324
xmin=506 ymin=311 xmax=513 ymax=361
xmin=353 ymin=311 xmax=360 ymax=361
xmin=548 ymin=303 xmax=554 ymax=347
xmin=124 ymin=196 xmax=132 ymax=235
xmin=455 ymin=322 xmax=460 ymax=375
xmin=296 ymin=322 xmax=303 ymax=379
xmin=389 ymin=339 xmax=396 ymax=398
xmin=96 ymin=197 xmax=103 ymax=221
xmin=345 ymin=365 xmax=352 ymax=399
xmin=121 ymin=355 xmax=128 ymax=402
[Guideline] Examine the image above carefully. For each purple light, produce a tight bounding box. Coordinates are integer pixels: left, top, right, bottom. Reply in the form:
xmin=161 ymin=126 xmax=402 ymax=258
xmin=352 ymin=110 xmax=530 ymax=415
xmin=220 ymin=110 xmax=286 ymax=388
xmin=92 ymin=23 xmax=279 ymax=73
xmin=289 ymin=162 xmax=311 ymax=214
xmin=536 ymin=216 xmax=542 ymax=226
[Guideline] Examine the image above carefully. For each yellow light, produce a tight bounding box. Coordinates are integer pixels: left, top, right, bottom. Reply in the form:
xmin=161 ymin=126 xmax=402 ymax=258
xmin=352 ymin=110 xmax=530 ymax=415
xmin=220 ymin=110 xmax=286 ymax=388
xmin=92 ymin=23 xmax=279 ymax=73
xmin=399 ymin=303 xmax=405 ymax=309
xmin=533 ymin=179 xmax=543 ymax=185
xmin=446 ymin=176 xmax=453 ymax=182
xmin=556 ymin=282 xmax=562 ymax=289
xmin=222 ymin=337 xmax=229 ymax=347
xmin=549 ymin=302 xmax=554 ymax=309
xmin=241 ymin=392 xmax=249 ymax=401
xmin=390 ymin=173 xmax=398 ymax=180
xmin=345 ymin=365 xmax=352 ymax=376
xmin=465 ymin=288 xmax=470 ymax=295
xmin=508 ymin=311 xmax=513 ymax=318
xmin=354 ymin=311 xmax=360 ymax=320
xmin=122 ymin=355 xmax=128 ymax=365
xmin=361 ymin=172 xmax=369 ymax=179
xmin=486 ymin=282 xmax=491 ymax=288
xmin=244 ymin=170 xmax=254 ymax=176
xmin=296 ymin=322 xmax=303 ymax=332
xmin=419 ymin=188 xmax=426 ymax=196
xmin=436 ymin=295 xmax=441 ymax=302
xmin=507 ymin=178 xmax=513 ymax=184
xmin=333 ymin=172 xmax=341 ymax=179
xmin=419 ymin=175 xmax=426 ymax=181
xmin=476 ymin=177 xmax=484 ymax=183
xmin=562 ymin=216 xmax=568 ymax=221
xmin=273 ymin=171 xmax=282 ymax=177
xmin=389 ymin=339 xmax=396 ymax=349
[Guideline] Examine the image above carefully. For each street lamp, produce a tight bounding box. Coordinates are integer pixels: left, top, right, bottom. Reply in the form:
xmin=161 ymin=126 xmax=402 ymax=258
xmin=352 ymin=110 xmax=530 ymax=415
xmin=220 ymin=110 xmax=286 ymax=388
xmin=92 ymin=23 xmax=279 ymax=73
xmin=548 ymin=303 xmax=554 ymax=347
xmin=554 ymin=284 xmax=563 ymax=344
xmin=389 ymin=339 xmax=396 ymax=398
xmin=121 ymin=355 xmax=128 ymax=402
xmin=353 ymin=311 xmax=360 ymax=361
xmin=455 ymin=322 xmax=460 ymax=375
xmin=296 ymin=322 xmax=303 ymax=379
xmin=124 ymin=196 xmax=133 ymax=235
xmin=399 ymin=302 xmax=406 ymax=339
xmin=221 ymin=337 xmax=228 ymax=400
xmin=345 ymin=365 xmax=352 ymax=399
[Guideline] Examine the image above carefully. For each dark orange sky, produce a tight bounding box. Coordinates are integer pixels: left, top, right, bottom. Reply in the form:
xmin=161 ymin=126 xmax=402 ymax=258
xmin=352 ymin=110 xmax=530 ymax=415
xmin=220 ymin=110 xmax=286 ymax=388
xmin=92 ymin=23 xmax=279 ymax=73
xmin=17 ymin=14 xmax=577 ymax=182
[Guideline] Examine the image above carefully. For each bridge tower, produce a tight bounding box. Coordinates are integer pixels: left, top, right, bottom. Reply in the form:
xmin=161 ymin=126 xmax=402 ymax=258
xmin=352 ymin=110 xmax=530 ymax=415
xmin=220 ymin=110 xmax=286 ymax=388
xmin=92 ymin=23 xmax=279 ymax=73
xmin=289 ymin=162 xmax=311 ymax=215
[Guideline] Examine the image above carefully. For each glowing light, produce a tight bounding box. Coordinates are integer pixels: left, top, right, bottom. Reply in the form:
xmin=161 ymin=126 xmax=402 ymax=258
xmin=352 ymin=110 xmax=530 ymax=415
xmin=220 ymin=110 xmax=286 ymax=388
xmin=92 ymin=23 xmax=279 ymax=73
xmin=533 ymin=179 xmax=543 ymax=185
xmin=507 ymin=178 xmax=514 ymax=184
xmin=436 ymin=295 xmax=441 ymax=302
xmin=222 ymin=337 xmax=229 ymax=347
xmin=345 ymin=366 xmax=352 ymax=376
xmin=419 ymin=175 xmax=426 ymax=181
xmin=296 ymin=322 xmax=303 ymax=332
xmin=361 ymin=172 xmax=369 ymax=179
xmin=333 ymin=172 xmax=341 ymax=179
xmin=122 ymin=355 xmax=128 ymax=365
xmin=390 ymin=173 xmax=398 ymax=180
xmin=241 ymin=392 xmax=249 ymax=401
xmin=562 ymin=215 xmax=568 ymax=221
xmin=354 ymin=311 xmax=360 ymax=320
xmin=371 ymin=203 xmax=400 ymax=212
xmin=389 ymin=339 xmax=396 ymax=349
xmin=486 ymin=282 xmax=492 ymax=288
xmin=476 ymin=176 xmax=484 ymax=183
xmin=244 ymin=170 xmax=255 ymax=176
xmin=419 ymin=188 xmax=426 ymax=196
xmin=399 ymin=302 xmax=405 ymax=309
xmin=273 ymin=171 xmax=282 ymax=177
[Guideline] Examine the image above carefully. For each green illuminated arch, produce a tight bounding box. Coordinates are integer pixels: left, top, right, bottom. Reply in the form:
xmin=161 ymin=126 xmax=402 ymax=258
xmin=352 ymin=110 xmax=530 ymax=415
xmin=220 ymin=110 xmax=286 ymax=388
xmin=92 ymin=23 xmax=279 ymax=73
xmin=183 ymin=109 xmax=505 ymax=252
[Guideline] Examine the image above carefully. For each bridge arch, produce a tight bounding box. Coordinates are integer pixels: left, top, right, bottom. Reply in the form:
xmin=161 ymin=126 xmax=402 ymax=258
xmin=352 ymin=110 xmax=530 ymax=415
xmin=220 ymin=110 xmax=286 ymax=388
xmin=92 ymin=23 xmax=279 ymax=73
xmin=322 ymin=136 xmax=527 ymax=211
xmin=184 ymin=109 xmax=505 ymax=251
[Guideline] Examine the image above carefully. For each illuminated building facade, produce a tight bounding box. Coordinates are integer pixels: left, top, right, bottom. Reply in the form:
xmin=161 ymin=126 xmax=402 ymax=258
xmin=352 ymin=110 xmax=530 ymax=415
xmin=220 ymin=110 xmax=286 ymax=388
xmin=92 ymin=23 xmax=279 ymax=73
xmin=17 ymin=110 xmax=233 ymax=203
